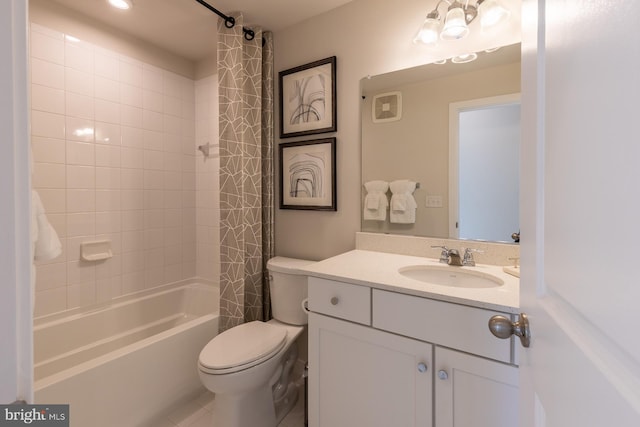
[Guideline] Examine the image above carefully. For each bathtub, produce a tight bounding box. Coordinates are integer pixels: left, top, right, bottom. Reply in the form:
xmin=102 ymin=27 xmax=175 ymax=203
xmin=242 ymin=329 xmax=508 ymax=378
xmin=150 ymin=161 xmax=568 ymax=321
xmin=34 ymin=281 xmax=219 ymax=427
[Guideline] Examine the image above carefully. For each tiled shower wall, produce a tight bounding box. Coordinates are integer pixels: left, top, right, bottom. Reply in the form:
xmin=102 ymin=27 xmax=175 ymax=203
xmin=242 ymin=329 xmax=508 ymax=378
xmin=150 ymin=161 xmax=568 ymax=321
xmin=30 ymin=23 xmax=219 ymax=317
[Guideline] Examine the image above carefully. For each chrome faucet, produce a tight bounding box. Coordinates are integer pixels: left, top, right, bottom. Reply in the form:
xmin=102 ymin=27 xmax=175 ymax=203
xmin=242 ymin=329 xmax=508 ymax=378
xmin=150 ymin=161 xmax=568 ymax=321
xmin=431 ymin=246 xmax=463 ymax=266
xmin=462 ymin=248 xmax=483 ymax=266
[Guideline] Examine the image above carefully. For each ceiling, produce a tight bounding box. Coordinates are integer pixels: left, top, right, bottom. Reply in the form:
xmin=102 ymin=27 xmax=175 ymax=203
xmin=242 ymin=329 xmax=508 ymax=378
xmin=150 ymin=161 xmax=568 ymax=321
xmin=49 ymin=0 xmax=355 ymax=62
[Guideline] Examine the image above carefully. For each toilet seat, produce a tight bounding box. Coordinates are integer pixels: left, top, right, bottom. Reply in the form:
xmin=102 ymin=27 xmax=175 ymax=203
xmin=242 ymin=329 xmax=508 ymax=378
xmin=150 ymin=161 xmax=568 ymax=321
xmin=199 ymin=321 xmax=287 ymax=375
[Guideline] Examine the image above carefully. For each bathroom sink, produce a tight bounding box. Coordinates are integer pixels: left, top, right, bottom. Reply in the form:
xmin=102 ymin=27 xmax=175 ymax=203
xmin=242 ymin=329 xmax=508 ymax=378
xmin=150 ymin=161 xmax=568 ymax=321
xmin=398 ymin=265 xmax=504 ymax=288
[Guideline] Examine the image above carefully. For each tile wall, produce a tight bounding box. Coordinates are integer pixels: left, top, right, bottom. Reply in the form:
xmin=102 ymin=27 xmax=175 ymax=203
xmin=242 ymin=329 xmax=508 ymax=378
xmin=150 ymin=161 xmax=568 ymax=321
xmin=30 ymin=23 xmax=219 ymax=317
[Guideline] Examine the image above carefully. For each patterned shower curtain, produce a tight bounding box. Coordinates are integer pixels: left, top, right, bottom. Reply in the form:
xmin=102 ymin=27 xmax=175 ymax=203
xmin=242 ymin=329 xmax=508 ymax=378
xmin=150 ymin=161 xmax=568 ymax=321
xmin=217 ymin=14 xmax=275 ymax=332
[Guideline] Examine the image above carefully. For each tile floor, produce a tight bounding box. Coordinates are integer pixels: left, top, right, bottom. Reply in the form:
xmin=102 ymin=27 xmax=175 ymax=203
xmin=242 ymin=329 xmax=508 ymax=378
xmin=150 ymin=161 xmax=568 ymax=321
xmin=155 ymin=386 xmax=306 ymax=427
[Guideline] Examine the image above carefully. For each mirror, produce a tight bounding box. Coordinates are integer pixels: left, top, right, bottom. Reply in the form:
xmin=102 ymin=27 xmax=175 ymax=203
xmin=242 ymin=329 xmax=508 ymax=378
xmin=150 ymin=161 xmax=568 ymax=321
xmin=361 ymin=43 xmax=521 ymax=243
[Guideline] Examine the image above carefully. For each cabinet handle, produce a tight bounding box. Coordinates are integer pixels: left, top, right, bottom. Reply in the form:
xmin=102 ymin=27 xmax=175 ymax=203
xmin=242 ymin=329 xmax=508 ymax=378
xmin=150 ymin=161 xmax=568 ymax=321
xmin=417 ymin=363 xmax=428 ymax=373
xmin=438 ymin=370 xmax=449 ymax=380
xmin=330 ymin=297 xmax=339 ymax=305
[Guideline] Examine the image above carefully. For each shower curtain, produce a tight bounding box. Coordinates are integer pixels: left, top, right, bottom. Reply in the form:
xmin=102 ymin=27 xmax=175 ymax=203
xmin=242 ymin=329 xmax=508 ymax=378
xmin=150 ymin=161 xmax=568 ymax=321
xmin=217 ymin=14 xmax=275 ymax=332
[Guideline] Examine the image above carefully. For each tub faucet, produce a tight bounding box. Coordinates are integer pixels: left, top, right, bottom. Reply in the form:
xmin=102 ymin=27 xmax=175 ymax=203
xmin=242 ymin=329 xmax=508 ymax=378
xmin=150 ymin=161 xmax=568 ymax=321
xmin=431 ymin=246 xmax=463 ymax=266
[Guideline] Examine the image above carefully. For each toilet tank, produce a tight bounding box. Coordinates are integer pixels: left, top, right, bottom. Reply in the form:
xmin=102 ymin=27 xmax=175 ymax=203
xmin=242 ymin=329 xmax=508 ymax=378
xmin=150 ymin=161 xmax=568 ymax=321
xmin=267 ymin=257 xmax=315 ymax=325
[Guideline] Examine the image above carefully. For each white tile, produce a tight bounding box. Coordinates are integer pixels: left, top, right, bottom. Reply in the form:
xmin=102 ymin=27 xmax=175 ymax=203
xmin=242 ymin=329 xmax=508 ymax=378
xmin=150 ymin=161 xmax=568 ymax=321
xmin=96 ymin=190 xmax=121 ymax=211
xmin=65 ymin=236 xmax=85 ymax=262
xmin=164 ymin=153 xmax=182 ymax=172
xmin=95 ymin=144 xmax=121 ymax=167
xmin=31 ymin=31 xmax=64 ymax=64
xmin=95 ymin=122 xmax=121 ymax=145
xmin=65 ymin=42 xmax=93 ymax=73
xmin=164 ymin=264 xmax=182 ymax=283
xmin=121 ymin=168 xmax=144 ymax=189
xmin=95 ymin=99 xmax=121 ymax=124
xmin=144 ymin=247 xmax=164 ymax=267
xmin=66 ymin=165 xmax=95 ymax=189
xmin=95 ymin=50 xmax=120 ymax=80
xmin=31 ymin=58 xmax=64 ymax=90
xmin=38 ymin=189 xmax=66 ymax=213
xmin=121 ymin=126 xmax=144 ymax=148
xmin=181 ymin=191 xmax=196 ymax=208
xmin=120 ymin=83 xmax=143 ymax=107
xmin=95 ymin=76 xmax=120 ymax=103
xmin=95 ymin=211 xmax=121 ymax=234
xmin=164 ymin=114 xmax=181 ymax=135
xmin=64 ymin=34 xmax=93 ymax=51
xmin=144 ymin=209 xmax=164 ymax=229
xmin=164 ymin=209 xmax=182 ymax=228
xmin=144 ymin=149 xmax=164 ymax=170
xmin=162 ymin=73 xmax=182 ymax=99
xmin=45 ymin=214 xmax=67 ymax=238
xmin=144 ymin=267 xmax=164 ymax=288
xmin=143 ymin=109 xmax=163 ymax=132
xmin=144 ymin=130 xmax=164 ymax=151
xmin=122 ymin=271 xmax=145 ymax=294
xmin=35 ymin=263 xmax=67 ymax=291
xmin=121 ymin=190 xmax=144 ymax=210
xmin=165 ymin=171 xmax=183 ymax=190
xmin=144 ymin=229 xmax=164 ymax=250
xmin=121 ymin=147 xmax=144 ymax=169
xmin=67 ymin=280 xmax=97 ymax=308
xmin=32 ymin=137 xmax=65 ymax=164
xmin=182 ymin=154 xmax=196 ymax=173
xmin=65 ymin=92 xmax=94 ymax=120
xmin=144 ymin=170 xmax=164 ymax=190
xmin=96 ymin=232 xmax=121 ymax=255
xmin=162 ymin=134 xmax=182 ymax=153
xmin=119 ymin=59 xmax=142 ymax=87
xmin=34 ymin=287 xmax=67 ymax=317
xmin=121 ymin=250 xmax=144 ymax=273
xmin=65 ymin=68 xmax=93 ymax=96
xmin=66 ymin=141 xmax=95 ymax=166
xmin=67 ymin=212 xmax=96 ymax=237
xmin=96 ymin=275 xmax=122 ymax=303
xmin=95 ymin=167 xmax=121 ymax=189
xmin=182 ymin=100 xmax=196 ymax=121
xmin=121 ymin=104 xmax=143 ymax=128
xmin=163 ymin=95 xmax=182 ymax=117
xmin=182 ymin=172 xmax=195 ymax=191
xmin=67 ymin=189 xmax=95 ymax=212
xmin=32 ymin=84 xmax=65 ymax=114
xmin=121 ymin=231 xmax=145 ymax=253
xmin=142 ymin=65 xmax=164 ymax=93
xmin=31 ymin=111 xmax=65 ymax=139
xmin=65 ymin=117 xmax=95 ymax=142
xmin=95 ymin=255 xmax=122 ymax=280
xmin=143 ymin=90 xmax=164 ymax=113
xmin=31 ymin=23 xmax=64 ymax=40
xmin=67 ymin=261 xmax=96 ymax=286
xmin=33 ymin=162 xmax=66 ymax=188
xmin=144 ymin=190 xmax=164 ymax=209
xmin=164 ymin=227 xmax=182 ymax=247
xmin=163 ymin=245 xmax=182 ymax=266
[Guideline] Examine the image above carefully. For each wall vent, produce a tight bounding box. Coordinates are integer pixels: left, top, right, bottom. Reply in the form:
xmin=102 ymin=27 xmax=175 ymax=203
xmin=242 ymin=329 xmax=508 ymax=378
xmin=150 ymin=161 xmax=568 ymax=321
xmin=372 ymin=91 xmax=402 ymax=123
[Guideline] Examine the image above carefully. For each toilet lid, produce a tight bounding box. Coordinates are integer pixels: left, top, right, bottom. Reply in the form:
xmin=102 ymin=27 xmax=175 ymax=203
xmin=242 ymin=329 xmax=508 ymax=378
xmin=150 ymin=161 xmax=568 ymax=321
xmin=199 ymin=321 xmax=287 ymax=371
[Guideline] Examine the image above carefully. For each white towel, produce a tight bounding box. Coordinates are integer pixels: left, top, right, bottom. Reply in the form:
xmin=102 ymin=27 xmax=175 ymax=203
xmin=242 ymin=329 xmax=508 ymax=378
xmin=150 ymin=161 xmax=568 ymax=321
xmin=31 ymin=190 xmax=62 ymax=312
xmin=363 ymin=180 xmax=389 ymax=221
xmin=389 ymin=180 xmax=418 ymax=224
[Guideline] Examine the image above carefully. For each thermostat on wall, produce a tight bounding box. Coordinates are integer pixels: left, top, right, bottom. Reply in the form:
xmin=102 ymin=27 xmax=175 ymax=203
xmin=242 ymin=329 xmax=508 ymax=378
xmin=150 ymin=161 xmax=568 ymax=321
xmin=372 ymin=91 xmax=402 ymax=123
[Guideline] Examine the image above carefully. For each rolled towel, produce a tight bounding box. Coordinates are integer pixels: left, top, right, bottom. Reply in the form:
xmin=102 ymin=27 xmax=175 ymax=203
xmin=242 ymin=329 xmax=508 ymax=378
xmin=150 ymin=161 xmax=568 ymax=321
xmin=389 ymin=180 xmax=418 ymax=224
xmin=363 ymin=180 xmax=389 ymax=221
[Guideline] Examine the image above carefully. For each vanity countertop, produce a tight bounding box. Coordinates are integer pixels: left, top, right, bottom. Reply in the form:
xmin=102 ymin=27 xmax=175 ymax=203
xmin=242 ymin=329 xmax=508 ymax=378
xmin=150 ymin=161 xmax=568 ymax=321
xmin=301 ymin=249 xmax=519 ymax=314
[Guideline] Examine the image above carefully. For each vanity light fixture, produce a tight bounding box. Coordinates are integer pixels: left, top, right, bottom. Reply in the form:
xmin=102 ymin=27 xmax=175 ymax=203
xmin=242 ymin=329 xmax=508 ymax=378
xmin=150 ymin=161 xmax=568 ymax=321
xmin=413 ymin=0 xmax=511 ymax=45
xmin=451 ymin=52 xmax=478 ymax=63
xmin=108 ymin=0 xmax=133 ymax=10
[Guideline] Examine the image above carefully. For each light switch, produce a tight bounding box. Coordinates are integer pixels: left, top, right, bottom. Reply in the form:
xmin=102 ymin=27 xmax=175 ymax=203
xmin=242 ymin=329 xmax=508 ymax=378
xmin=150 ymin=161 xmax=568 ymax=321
xmin=426 ymin=195 xmax=443 ymax=208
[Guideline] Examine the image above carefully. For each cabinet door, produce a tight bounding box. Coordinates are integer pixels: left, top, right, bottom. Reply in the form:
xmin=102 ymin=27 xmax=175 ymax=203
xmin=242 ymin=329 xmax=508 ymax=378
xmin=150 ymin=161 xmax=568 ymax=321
xmin=435 ymin=347 xmax=518 ymax=427
xmin=309 ymin=312 xmax=433 ymax=427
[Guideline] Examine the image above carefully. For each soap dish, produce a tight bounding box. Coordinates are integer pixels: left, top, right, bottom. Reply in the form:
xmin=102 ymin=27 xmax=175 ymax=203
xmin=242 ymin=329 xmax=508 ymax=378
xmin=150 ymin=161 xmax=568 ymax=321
xmin=81 ymin=240 xmax=113 ymax=262
xmin=502 ymin=265 xmax=520 ymax=278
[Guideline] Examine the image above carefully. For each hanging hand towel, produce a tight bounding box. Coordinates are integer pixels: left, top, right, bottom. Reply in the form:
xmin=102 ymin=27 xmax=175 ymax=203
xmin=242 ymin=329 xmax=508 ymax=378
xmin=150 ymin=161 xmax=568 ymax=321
xmin=389 ymin=180 xmax=418 ymax=224
xmin=363 ymin=180 xmax=389 ymax=221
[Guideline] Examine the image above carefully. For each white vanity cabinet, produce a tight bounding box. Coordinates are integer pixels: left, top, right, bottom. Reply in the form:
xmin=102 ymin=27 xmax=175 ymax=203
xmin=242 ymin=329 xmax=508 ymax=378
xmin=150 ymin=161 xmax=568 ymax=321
xmin=308 ymin=277 xmax=519 ymax=427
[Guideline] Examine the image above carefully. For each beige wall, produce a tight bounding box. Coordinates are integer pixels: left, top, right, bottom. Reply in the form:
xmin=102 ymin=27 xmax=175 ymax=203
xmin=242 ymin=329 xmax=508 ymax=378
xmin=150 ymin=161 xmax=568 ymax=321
xmin=273 ymin=0 xmax=521 ymax=261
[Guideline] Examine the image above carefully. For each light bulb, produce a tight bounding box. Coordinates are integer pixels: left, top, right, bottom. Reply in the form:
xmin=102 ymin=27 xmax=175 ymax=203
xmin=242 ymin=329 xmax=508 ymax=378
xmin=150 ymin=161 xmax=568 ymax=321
xmin=441 ymin=5 xmax=469 ymax=40
xmin=479 ymin=0 xmax=510 ymax=29
xmin=108 ymin=0 xmax=132 ymax=10
xmin=413 ymin=15 xmax=441 ymax=45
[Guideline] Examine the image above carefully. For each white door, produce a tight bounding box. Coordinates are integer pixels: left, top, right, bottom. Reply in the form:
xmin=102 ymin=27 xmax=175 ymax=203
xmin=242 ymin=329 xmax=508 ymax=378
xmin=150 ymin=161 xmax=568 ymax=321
xmin=519 ymin=0 xmax=640 ymax=425
xmin=0 ymin=0 xmax=33 ymax=404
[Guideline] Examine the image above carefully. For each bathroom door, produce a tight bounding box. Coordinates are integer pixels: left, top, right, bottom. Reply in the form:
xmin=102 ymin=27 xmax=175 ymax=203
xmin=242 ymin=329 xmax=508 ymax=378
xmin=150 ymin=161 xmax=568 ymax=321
xmin=519 ymin=0 xmax=640 ymax=425
xmin=0 ymin=0 xmax=32 ymax=404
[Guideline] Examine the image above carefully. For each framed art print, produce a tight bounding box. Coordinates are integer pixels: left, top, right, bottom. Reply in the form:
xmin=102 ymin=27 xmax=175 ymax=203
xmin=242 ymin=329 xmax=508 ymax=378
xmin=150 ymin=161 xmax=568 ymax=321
xmin=279 ymin=138 xmax=337 ymax=211
xmin=279 ymin=56 xmax=337 ymax=138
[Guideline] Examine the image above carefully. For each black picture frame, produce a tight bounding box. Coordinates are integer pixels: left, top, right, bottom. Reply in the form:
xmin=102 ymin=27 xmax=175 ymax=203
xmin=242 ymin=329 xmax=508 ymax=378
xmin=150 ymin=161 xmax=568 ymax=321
xmin=279 ymin=138 xmax=337 ymax=211
xmin=279 ymin=56 xmax=337 ymax=138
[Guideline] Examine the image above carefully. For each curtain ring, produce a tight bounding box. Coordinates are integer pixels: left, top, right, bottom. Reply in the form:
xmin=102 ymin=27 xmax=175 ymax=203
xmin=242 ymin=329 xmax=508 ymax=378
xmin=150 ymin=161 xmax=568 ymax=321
xmin=224 ymin=16 xmax=235 ymax=28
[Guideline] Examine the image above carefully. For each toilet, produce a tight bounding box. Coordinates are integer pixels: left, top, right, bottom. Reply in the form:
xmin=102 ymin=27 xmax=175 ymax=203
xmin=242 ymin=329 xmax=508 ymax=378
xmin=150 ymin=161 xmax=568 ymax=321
xmin=198 ymin=256 xmax=314 ymax=427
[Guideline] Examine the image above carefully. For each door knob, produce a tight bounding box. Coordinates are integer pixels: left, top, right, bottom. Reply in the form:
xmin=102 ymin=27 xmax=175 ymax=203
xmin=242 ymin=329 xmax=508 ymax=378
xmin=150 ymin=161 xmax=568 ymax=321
xmin=488 ymin=313 xmax=531 ymax=348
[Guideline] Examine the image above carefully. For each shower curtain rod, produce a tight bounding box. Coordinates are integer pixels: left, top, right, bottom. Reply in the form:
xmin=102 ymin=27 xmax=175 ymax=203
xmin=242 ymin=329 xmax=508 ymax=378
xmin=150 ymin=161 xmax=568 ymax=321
xmin=194 ymin=0 xmax=256 ymax=41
